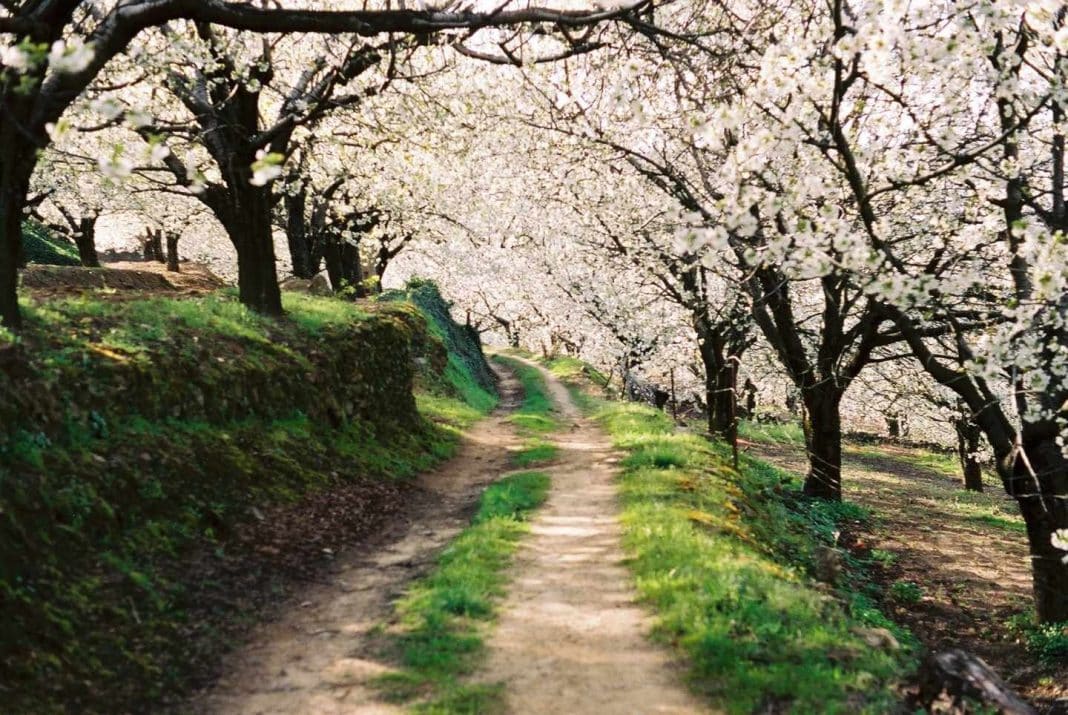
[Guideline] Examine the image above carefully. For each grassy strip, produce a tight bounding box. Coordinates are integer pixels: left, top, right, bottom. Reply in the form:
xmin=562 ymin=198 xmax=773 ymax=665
xmin=542 ymin=355 xmax=610 ymax=387
xmin=586 ymin=399 xmax=915 ymax=713
xmin=491 ymin=356 xmax=561 ymax=468
xmin=512 ymin=442 xmax=558 ymax=467
xmin=373 ymin=471 xmax=551 ymax=712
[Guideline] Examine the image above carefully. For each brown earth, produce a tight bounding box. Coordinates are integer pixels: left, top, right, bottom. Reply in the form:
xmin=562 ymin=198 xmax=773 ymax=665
xmin=185 ymin=359 xmax=707 ymax=715
xmin=745 ymin=438 xmax=1068 ymax=712
xmin=22 ymin=260 xmax=225 ymax=298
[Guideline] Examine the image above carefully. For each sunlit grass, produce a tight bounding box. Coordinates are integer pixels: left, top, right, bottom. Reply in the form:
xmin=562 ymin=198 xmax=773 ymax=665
xmin=738 ymin=419 xmax=805 ymax=445
xmin=282 ymin=290 xmax=372 ymax=330
xmin=492 ymin=356 xmax=560 ymax=436
xmin=512 ymin=439 xmax=558 ymax=467
xmin=373 ymin=471 xmax=550 ymax=712
xmin=585 ymin=399 xmax=914 ymax=713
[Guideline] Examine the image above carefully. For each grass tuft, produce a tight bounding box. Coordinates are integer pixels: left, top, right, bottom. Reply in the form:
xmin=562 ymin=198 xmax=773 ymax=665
xmin=512 ymin=440 xmax=558 ymax=467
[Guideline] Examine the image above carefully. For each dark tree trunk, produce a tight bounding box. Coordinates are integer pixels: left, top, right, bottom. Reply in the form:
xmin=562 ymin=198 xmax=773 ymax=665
xmin=205 ymin=181 xmax=284 ymax=316
xmin=887 ymin=414 xmax=903 ymax=440
xmin=955 ymin=417 xmax=984 ymax=492
xmin=285 ymin=188 xmax=317 ymax=279
xmin=0 ymin=182 xmax=25 ymax=329
xmin=74 ymin=217 xmax=99 ymax=268
xmin=143 ymin=231 xmax=155 ymax=261
xmin=151 ymin=229 xmax=165 ymax=263
xmin=802 ymin=387 xmax=844 ymax=500
xmin=165 ymin=232 xmax=180 ymax=272
xmin=221 ymin=198 xmax=282 ymax=315
xmin=1008 ymin=434 xmax=1068 ymax=623
xmin=697 ymin=327 xmax=733 ymax=436
xmin=0 ymin=103 xmax=40 ymax=328
xmin=234 ymin=236 xmax=283 ymax=315
xmin=743 ymin=379 xmax=757 ymax=420
xmin=322 ymin=236 xmax=363 ymax=296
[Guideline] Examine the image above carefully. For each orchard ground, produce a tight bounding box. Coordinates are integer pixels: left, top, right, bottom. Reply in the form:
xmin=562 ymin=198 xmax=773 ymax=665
xmin=742 ymin=423 xmax=1068 ymax=708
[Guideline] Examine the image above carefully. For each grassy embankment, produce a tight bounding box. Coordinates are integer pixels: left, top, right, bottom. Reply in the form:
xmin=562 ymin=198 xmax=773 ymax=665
xmin=0 ymin=284 xmax=496 ymax=714
xmin=372 ymin=357 xmax=559 ymax=713
xmin=543 ymin=356 xmax=917 ymax=714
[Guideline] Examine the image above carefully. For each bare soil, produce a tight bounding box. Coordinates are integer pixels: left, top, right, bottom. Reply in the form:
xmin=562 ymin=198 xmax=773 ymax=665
xmin=745 ymin=439 xmax=1068 ymax=711
xmin=476 ymin=359 xmax=707 ymax=714
xmin=22 ymin=260 xmax=225 ymax=298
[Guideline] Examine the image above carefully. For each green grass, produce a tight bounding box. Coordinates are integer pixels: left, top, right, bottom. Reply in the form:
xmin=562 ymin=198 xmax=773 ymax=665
xmin=543 ymin=355 xmax=609 ymax=386
xmin=1007 ymin=614 xmax=1068 ymax=664
xmin=964 ymin=513 xmax=1027 ymax=534
xmin=888 ymin=580 xmax=924 ymax=604
xmin=388 ymin=281 xmax=498 ymax=414
xmin=586 ymin=400 xmax=914 ymax=713
xmin=373 ymin=471 xmax=551 ymax=712
xmin=22 ymin=220 xmax=80 ymax=266
xmin=10 ymin=290 xmax=384 ymax=363
xmin=738 ymin=419 xmax=806 ymax=445
xmin=512 ymin=439 xmax=559 ymax=467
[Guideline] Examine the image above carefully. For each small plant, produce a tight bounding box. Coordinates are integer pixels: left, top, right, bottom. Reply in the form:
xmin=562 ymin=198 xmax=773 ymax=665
xmin=888 ymin=580 xmax=923 ymax=604
xmin=869 ymin=549 xmax=898 ymax=568
xmin=1008 ymin=613 xmax=1068 ymax=663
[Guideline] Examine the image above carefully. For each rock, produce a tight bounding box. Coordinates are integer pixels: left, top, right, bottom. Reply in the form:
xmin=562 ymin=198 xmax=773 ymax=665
xmin=916 ymin=648 xmax=1036 ymax=714
xmin=309 ymin=271 xmax=333 ymax=296
xmin=813 ymin=544 xmax=843 ymax=584
xmin=852 ymin=626 xmax=900 ymax=651
xmin=279 ymin=271 xmax=332 ymax=296
xmin=279 ymin=277 xmax=311 ymax=292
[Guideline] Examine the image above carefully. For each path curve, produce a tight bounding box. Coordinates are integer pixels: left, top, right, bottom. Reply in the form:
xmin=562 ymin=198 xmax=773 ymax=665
xmin=478 ymin=358 xmax=708 ymax=715
xmin=187 ymin=365 xmax=524 ymax=714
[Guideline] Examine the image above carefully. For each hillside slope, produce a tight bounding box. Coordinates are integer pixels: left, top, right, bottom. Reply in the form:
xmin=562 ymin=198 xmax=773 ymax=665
xmin=0 ymin=284 xmax=495 ymax=714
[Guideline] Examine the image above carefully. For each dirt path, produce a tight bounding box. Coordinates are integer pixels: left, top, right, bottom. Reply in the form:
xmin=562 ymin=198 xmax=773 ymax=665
xmin=746 ymin=439 xmax=1067 ymax=707
xmin=187 ymin=366 xmax=525 ymax=714
xmin=189 ymin=361 xmax=707 ymax=714
xmin=477 ymin=359 xmax=707 ymax=715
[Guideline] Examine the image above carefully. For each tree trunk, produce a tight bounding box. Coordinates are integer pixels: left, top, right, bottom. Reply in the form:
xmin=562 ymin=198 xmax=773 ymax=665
xmin=802 ymin=387 xmax=844 ymax=500
xmin=74 ymin=217 xmax=99 ymax=268
xmin=143 ymin=231 xmax=155 ymax=261
xmin=887 ymin=414 xmax=903 ymax=440
xmin=228 ymin=206 xmax=282 ymax=316
xmin=208 ymin=184 xmax=283 ymax=316
xmin=955 ymin=417 xmax=984 ymax=492
xmin=0 ymin=183 xmax=24 ymax=329
xmin=697 ymin=330 xmax=733 ymax=436
xmin=152 ymin=230 xmax=165 ymax=263
xmin=285 ymin=189 xmax=316 ymax=279
xmin=323 ymin=236 xmax=363 ymax=296
xmin=165 ymin=232 xmax=180 ymax=272
xmin=1009 ymin=435 xmax=1068 ymax=623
